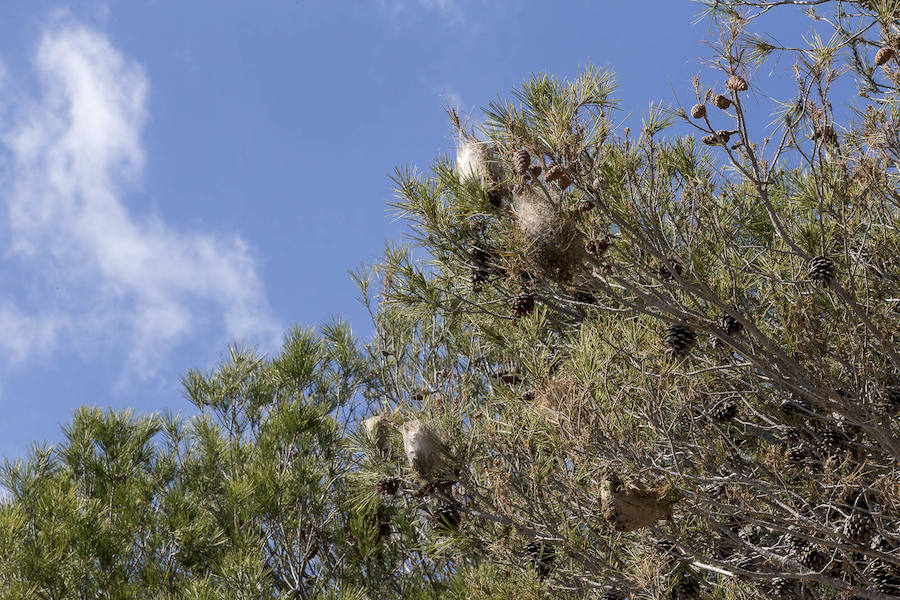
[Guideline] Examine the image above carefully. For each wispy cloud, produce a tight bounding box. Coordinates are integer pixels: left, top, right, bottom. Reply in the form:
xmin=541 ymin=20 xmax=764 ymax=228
xmin=0 ymin=22 xmax=280 ymax=376
xmin=378 ymin=0 xmax=464 ymax=24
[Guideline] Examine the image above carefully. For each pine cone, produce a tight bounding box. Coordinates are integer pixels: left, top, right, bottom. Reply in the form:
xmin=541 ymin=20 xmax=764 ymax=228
xmin=690 ymin=103 xmax=707 ymax=119
xmin=670 ymin=572 xmax=700 ymax=599
xmin=469 ymin=246 xmax=492 ymax=289
xmin=885 ymin=386 xmax=900 ymax=410
xmin=600 ymin=587 xmax=627 ymax=600
xmin=573 ymin=290 xmax=597 ymax=305
xmin=712 ymin=399 xmax=738 ymax=423
xmin=786 ymin=443 xmax=808 ymax=464
xmin=701 ymin=134 xmax=719 ymax=146
xmin=577 ymin=199 xmax=595 ymax=212
xmin=530 ymin=165 xmax=542 ymax=178
xmin=513 ymin=148 xmax=531 ymax=175
xmin=701 ymin=481 xmax=726 ymax=499
xmin=431 ymin=504 xmax=462 ymax=533
xmin=546 ymin=163 xmax=571 ymax=187
xmin=770 ymin=577 xmax=793 ymax=597
xmin=376 ymin=519 xmax=392 ymax=542
xmin=657 ymin=257 xmax=684 ymax=280
xmin=876 ymin=46 xmax=895 ymax=67
xmin=808 ymin=255 xmax=836 ymax=285
xmin=738 ymin=523 xmax=762 ymax=544
xmin=813 ymin=125 xmax=838 ymax=146
xmin=523 ymin=540 xmax=557 ymax=579
xmin=586 ymin=238 xmax=611 ymax=256
xmin=510 ymin=292 xmax=535 ymax=319
xmin=721 ymin=313 xmax=743 ymax=336
xmin=871 ymin=560 xmax=900 ymax=595
xmin=716 ymin=129 xmax=732 ymax=144
xmin=845 ymin=512 xmax=874 ymax=544
xmin=784 ymin=530 xmax=809 ymax=554
xmin=778 ymin=399 xmax=806 ymax=419
xmin=819 ymin=427 xmax=850 ymax=455
xmin=376 ymin=477 xmax=401 ymax=496
xmin=664 ymin=324 xmax=696 ymax=357
xmin=469 ymin=267 xmax=490 ymax=288
xmin=714 ymin=94 xmax=733 ymax=109
xmin=726 ymin=74 xmax=749 ymax=91
xmin=797 ymin=546 xmax=827 ymax=571
xmin=471 ymin=246 xmax=490 ymax=265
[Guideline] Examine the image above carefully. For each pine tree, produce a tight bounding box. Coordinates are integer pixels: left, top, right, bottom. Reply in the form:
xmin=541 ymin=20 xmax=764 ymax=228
xmin=0 ymin=324 xmax=453 ymax=598
xmin=355 ymin=2 xmax=900 ymax=598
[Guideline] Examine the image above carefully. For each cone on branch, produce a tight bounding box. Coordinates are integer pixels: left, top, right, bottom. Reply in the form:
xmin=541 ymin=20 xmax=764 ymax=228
xmin=664 ymin=324 xmax=696 ymax=357
xmin=844 ymin=511 xmax=874 ymax=544
xmin=886 ymin=386 xmax=900 ymax=411
xmin=770 ymin=577 xmax=793 ymax=597
xmin=721 ymin=313 xmax=743 ymax=336
xmin=600 ymin=587 xmax=627 ymax=600
xmin=712 ymin=399 xmax=738 ymax=423
xmin=871 ymin=560 xmax=900 ymax=595
xmin=808 ymin=255 xmax=836 ymax=286
xmin=510 ymin=291 xmax=535 ymax=319
xmin=714 ymin=94 xmax=732 ymax=109
xmin=657 ymin=256 xmax=683 ymax=280
xmin=523 ymin=540 xmax=557 ymax=579
xmin=819 ymin=426 xmax=850 ymax=455
xmin=600 ymin=473 xmax=682 ymax=532
xmin=513 ymin=148 xmax=531 ymax=176
xmin=876 ymin=46 xmax=895 ymax=66
xmin=546 ymin=163 xmax=571 ymax=187
xmin=690 ymin=103 xmax=707 ymax=119
xmin=669 ymin=570 xmax=701 ymax=599
xmin=586 ymin=237 xmax=611 ymax=256
xmin=431 ymin=504 xmax=462 ymax=533
xmin=726 ymin=74 xmax=748 ymax=91
xmin=376 ymin=477 xmax=401 ymax=496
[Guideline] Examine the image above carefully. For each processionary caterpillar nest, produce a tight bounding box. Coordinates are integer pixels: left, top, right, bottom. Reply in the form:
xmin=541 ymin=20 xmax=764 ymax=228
xmin=600 ymin=473 xmax=682 ymax=532
xmin=513 ymin=184 xmax=588 ymax=283
xmin=399 ymin=420 xmax=445 ymax=481
xmin=364 ymin=415 xmax=394 ymax=456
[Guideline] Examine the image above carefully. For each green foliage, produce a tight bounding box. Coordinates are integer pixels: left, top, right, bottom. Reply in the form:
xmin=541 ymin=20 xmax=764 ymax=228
xmin=0 ymin=323 xmax=451 ymax=599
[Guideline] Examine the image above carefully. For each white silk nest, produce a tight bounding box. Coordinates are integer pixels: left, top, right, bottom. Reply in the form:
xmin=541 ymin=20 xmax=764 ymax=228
xmin=399 ymin=419 xmax=444 ymax=480
xmin=364 ymin=415 xmax=393 ymax=456
xmin=512 ymin=184 xmax=588 ymax=283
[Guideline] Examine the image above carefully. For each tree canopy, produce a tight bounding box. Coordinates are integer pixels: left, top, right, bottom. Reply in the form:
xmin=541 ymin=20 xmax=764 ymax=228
xmin=3 ymin=1 xmax=900 ymax=599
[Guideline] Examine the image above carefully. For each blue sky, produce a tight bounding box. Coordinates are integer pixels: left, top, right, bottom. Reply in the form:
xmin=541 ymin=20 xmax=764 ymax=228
xmin=0 ymin=1 xmax=818 ymax=460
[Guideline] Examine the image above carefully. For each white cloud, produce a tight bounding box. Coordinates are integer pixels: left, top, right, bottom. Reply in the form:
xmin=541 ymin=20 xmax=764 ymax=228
xmin=0 ymin=23 xmax=280 ymax=375
xmin=378 ymin=0 xmax=464 ymax=23
xmin=0 ymin=303 xmax=65 ymax=364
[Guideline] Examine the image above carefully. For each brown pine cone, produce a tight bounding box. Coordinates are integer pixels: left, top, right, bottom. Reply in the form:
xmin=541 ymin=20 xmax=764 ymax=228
xmin=546 ymin=163 xmax=571 ymax=187
xmin=577 ymin=199 xmax=595 ymax=212
xmin=513 ymin=148 xmax=531 ymax=176
xmin=690 ymin=103 xmax=707 ymax=119
xmin=726 ymin=74 xmax=748 ymax=91
xmin=714 ymin=94 xmax=732 ymax=110
xmin=510 ymin=292 xmax=535 ymax=318
xmin=585 ymin=238 xmax=611 ymax=256
xmin=876 ymin=46 xmax=895 ymax=67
